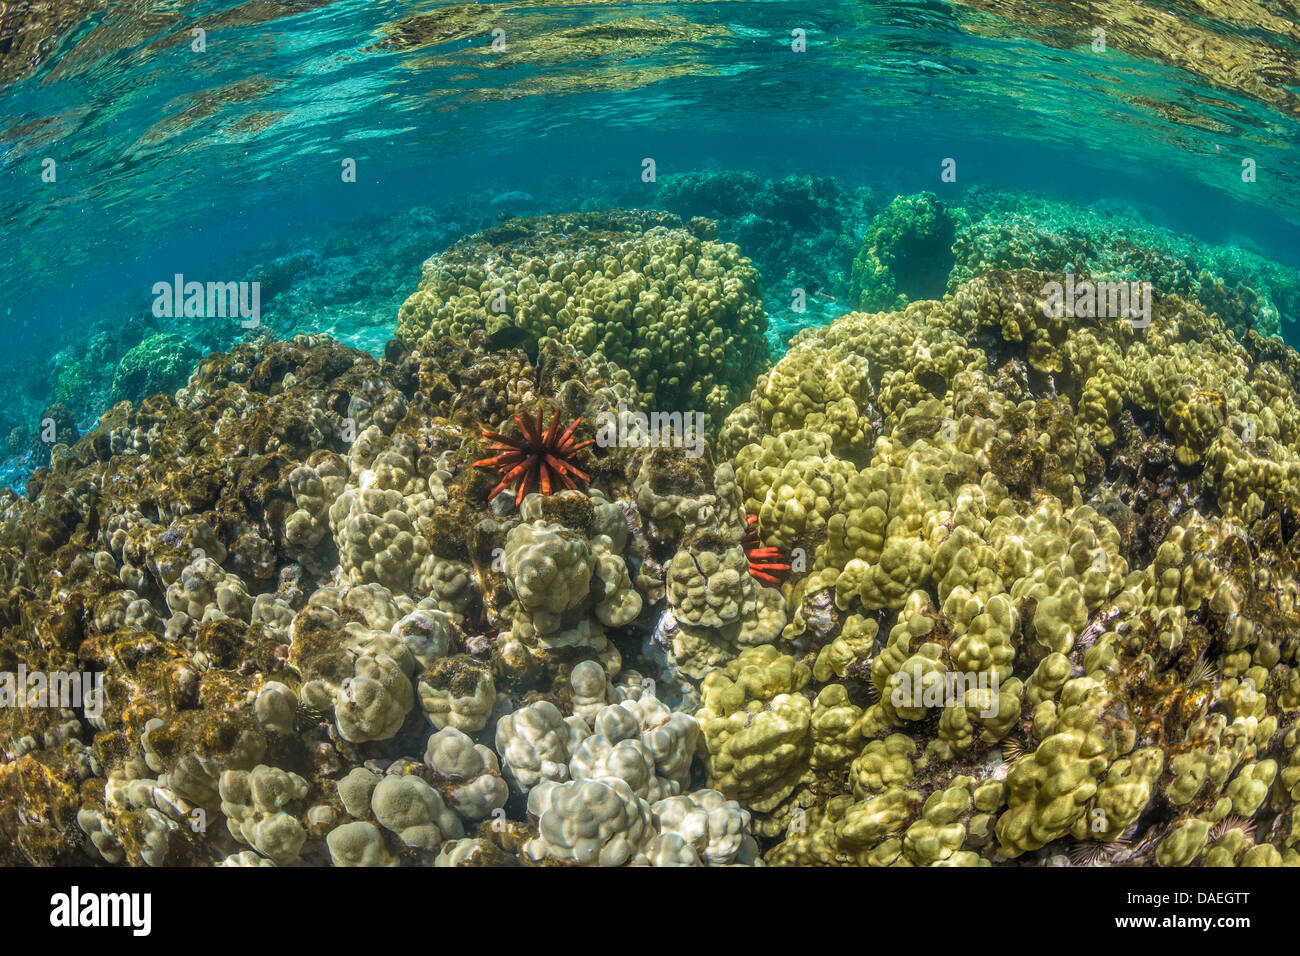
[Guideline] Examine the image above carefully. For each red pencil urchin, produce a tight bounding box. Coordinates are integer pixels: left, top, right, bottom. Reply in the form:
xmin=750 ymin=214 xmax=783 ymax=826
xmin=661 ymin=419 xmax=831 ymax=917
xmin=743 ymin=514 xmax=790 ymax=587
xmin=473 ymin=407 xmax=594 ymax=507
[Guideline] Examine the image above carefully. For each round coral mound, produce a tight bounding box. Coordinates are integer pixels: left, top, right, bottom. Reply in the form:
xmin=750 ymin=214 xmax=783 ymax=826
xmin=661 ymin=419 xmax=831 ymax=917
xmin=396 ymin=209 xmax=771 ymax=422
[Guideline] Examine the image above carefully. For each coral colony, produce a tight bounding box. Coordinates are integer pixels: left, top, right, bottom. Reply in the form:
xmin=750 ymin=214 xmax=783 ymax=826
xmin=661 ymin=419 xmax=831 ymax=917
xmin=6 ymin=120 xmax=1300 ymax=876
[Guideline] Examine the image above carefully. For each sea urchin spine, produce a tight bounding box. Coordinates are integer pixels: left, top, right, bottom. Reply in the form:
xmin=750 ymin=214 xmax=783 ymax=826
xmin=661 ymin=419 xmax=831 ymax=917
xmin=744 ymin=514 xmax=791 ymax=587
xmin=473 ymin=407 xmax=594 ymax=507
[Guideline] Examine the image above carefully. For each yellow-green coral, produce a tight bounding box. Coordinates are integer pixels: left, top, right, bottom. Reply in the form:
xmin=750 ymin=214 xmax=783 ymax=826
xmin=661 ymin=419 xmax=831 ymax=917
xmin=396 ymin=210 xmax=770 ymax=422
xmin=696 ymin=646 xmax=812 ymax=814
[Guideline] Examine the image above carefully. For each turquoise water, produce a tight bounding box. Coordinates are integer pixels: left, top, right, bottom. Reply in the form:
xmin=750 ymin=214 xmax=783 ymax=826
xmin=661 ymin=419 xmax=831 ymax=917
xmin=1 ymin=0 xmax=1298 ymax=484
xmin=9 ymin=0 xmax=1300 ymax=876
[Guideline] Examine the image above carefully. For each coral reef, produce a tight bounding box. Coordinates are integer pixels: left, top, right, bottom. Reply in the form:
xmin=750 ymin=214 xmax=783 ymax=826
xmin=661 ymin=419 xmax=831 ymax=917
xmin=0 ymin=320 xmax=778 ymax=867
xmin=111 ymin=333 xmax=203 ymax=405
xmin=850 ymin=192 xmax=958 ymax=312
xmin=711 ymin=268 xmax=1300 ymax=864
xmin=950 ymin=187 xmax=1300 ymax=341
xmin=395 ymin=209 xmax=771 ymax=423
xmin=7 ymin=202 xmax=1300 ymax=870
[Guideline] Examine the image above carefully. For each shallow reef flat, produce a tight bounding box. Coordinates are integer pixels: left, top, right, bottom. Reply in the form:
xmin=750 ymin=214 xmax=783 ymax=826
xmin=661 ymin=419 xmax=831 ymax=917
xmin=5 ymin=200 xmax=1300 ymax=868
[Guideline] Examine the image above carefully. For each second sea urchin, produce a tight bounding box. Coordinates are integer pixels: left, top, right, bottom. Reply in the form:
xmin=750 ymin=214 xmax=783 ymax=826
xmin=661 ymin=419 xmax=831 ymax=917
xmin=743 ymin=514 xmax=791 ymax=587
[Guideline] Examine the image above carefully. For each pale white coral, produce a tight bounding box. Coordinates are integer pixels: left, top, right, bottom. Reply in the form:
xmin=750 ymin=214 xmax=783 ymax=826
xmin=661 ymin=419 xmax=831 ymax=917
xmin=665 ymin=540 xmax=786 ymax=679
xmin=524 ymin=777 xmax=655 ymax=866
xmin=424 ymin=727 xmax=508 ymax=821
xmin=335 ymin=652 xmax=414 ymax=743
xmin=164 ymin=556 xmax=251 ymax=623
xmin=370 ymin=774 xmax=465 ymax=851
xmin=392 ymin=607 xmax=455 ymax=669
xmin=495 ymin=700 xmax=589 ymax=793
xmin=650 ymin=789 xmax=757 ymax=865
xmin=326 ymin=821 xmax=395 ymax=867
xmin=418 ymin=657 xmax=496 ymax=732
xmin=218 ymin=765 xmax=309 ymax=864
xmin=254 ymin=681 xmax=296 ymax=734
